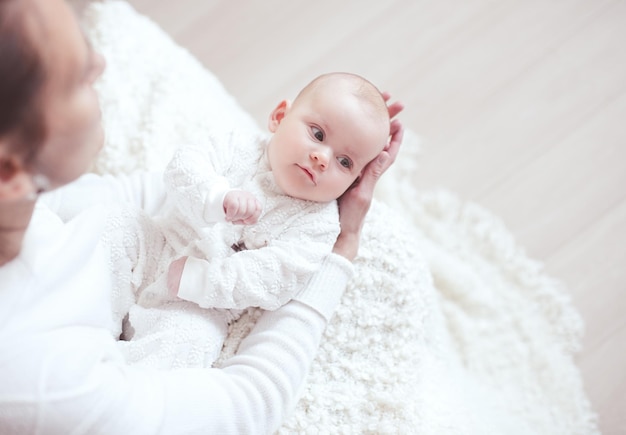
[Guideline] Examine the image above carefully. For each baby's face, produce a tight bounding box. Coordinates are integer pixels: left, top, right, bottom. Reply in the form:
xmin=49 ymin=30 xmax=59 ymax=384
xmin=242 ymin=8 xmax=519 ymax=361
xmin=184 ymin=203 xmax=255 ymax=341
xmin=267 ymin=87 xmax=389 ymax=203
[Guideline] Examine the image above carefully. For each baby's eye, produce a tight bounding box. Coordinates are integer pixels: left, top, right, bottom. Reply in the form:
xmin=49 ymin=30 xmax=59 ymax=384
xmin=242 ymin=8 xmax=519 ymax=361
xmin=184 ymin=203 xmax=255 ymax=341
xmin=337 ymin=156 xmax=353 ymax=169
xmin=311 ymin=126 xmax=324 ymax=141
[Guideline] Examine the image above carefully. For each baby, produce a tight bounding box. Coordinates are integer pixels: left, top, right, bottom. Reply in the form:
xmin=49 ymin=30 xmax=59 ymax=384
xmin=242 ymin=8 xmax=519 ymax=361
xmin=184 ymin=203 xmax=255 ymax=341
xmin=116 ymin=72 xmax=392 ymax=368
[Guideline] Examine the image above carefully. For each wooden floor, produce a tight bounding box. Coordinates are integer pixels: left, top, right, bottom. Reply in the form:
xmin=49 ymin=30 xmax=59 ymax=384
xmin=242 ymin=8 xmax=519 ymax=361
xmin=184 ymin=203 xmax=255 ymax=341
xmin=123 ymin=1 xmax=626 ymax=432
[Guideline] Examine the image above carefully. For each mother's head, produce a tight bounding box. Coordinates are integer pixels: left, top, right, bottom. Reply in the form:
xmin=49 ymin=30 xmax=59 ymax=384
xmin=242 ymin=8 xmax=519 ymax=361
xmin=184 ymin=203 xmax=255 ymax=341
xmin=0 ymin=0 xmax=104 ymax=199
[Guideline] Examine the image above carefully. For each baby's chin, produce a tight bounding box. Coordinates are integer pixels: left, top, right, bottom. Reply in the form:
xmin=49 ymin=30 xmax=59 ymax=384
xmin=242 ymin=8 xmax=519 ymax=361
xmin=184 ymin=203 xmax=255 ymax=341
xmin=291 ymin=190 xmax=345 ymax=204
xmin=278 ymin=182 xmax=338 ymax=203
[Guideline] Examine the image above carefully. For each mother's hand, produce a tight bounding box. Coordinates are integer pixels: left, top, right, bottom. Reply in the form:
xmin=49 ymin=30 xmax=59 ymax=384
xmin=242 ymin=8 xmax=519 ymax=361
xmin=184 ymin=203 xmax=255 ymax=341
xmin=333 ymin=95 xmax=404 ymax=260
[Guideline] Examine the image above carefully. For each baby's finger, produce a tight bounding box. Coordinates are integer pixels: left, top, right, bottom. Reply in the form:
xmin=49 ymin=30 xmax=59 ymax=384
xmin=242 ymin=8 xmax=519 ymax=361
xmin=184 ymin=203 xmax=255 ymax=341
xmin=242 ymin=198 xmax=262 ymax=225
xmin=224 ymin=197 xmax=242 ymax=221
xmin=387 ymin=119 xmax=403 ymax=153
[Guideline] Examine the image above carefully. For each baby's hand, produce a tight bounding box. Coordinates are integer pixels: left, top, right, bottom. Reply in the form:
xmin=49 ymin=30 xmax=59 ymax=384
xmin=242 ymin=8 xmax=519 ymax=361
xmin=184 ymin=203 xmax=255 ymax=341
xmin=223 ymin=190 xmax=262 ymax=225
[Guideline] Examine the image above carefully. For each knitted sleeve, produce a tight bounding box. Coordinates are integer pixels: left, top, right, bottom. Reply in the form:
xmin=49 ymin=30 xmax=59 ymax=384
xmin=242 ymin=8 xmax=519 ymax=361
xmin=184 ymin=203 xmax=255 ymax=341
xmin=163 ymin=135 xmax=236 ymax=226
xmin=177 ymin=204 xmax=341 ymax=311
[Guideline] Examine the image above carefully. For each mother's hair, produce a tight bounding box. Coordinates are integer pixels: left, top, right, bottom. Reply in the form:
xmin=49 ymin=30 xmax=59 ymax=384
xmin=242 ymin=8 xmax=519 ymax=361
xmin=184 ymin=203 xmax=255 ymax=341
xmin=0 ymin=0 xmax=47 ymax=162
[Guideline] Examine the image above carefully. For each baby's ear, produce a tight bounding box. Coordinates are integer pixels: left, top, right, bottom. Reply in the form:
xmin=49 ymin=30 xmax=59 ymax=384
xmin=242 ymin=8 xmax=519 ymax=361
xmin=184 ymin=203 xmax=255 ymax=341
xmin=268 ymin=100 xmax=291 ymax=133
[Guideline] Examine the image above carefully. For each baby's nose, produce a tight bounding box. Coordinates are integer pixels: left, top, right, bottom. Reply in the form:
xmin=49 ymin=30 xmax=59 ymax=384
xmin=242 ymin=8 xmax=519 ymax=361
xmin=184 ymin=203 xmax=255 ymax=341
xmin=310 ymin=148 xmax=330 ymax=169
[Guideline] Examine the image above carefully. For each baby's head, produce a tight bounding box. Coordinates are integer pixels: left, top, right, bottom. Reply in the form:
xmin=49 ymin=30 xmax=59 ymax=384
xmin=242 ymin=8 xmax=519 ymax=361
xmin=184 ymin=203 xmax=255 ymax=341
xmin=266 ymin=72 xmax=390 ymax=202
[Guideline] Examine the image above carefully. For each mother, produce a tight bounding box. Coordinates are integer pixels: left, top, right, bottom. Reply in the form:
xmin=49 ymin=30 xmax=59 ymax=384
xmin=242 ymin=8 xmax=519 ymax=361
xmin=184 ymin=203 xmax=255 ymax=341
xmin=0 ymin=0 xmax=402 ymax=433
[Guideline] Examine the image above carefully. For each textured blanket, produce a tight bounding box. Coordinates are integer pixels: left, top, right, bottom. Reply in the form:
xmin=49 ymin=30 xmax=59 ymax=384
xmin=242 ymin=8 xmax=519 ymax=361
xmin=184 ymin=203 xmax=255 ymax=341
xmin=84 ymin=2 xmax=598 ymax=433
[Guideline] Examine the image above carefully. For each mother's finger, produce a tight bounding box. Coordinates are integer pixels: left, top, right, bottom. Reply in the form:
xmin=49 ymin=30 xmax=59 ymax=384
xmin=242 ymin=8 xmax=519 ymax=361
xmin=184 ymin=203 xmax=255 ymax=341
xmin=386 ymin=119 xmax=404 ymax=159
xmin=388 ymin=102 xmax=404 ymax=120
xmin=382 ymin=91 xmax=404 ymax=119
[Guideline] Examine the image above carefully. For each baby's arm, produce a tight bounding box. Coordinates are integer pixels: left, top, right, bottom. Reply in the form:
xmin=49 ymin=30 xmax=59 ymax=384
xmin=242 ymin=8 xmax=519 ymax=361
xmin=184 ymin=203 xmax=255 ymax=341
xmin=171 ymin=206 xmax=340 ymax=310
xmin=167 ymin=148 xmax=262 ymax=226
xmin=164 ymin=143 xmax=230 ymax=225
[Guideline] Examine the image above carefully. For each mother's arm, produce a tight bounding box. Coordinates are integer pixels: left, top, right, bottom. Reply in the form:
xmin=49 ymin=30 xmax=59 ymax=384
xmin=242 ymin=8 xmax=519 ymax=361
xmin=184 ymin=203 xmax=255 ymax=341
xmin=40 ymin=171 xmax=167 ymax=221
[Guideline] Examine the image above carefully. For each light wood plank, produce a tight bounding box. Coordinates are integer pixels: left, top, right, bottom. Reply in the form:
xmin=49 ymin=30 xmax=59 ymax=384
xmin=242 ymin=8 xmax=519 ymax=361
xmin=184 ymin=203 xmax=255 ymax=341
xmin=414 ymin=0 xmax=626 ymax=201
xmin=481 ymin=89 xmax=626 ymax=259
xmin=547 ymin=197 xmax=626 ymax=432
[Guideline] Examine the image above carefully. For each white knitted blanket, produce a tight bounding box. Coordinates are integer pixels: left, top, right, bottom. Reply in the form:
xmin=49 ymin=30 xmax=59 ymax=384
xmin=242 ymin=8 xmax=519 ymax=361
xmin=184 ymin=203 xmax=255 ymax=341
xmin=84 ymin=2 xmax=599 ymax=433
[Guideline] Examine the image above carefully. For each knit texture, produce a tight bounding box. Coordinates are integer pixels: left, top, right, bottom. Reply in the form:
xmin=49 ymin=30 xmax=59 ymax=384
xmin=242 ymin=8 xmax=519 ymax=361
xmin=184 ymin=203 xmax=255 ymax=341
xmin=84 ymin=2 xmax=599 ymax=433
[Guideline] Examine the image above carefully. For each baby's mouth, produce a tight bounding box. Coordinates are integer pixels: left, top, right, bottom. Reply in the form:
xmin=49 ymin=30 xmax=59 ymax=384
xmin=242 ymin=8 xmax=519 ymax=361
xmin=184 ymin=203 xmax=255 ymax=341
xmin=298 ymin=165 xmax=317 ymax=185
